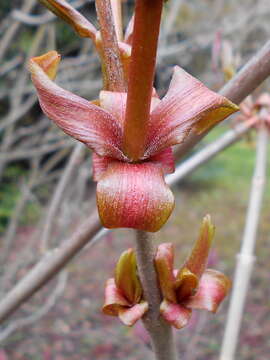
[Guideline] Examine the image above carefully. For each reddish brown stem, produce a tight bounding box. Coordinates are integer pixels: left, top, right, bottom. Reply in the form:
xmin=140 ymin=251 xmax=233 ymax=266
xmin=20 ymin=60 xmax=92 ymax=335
xmin=95 ymin=0 xmax=126 ymax=91
xmin=123 ymin=0 xmax=163 ymax=161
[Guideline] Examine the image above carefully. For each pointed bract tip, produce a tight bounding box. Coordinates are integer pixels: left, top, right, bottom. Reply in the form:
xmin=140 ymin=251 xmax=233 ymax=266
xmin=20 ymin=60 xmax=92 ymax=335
xmin=29 ymin=50 xmax=61 ymax=80
xmin=155 ymin=243 xmax=177 ymax=303
xmin=182 ymin=215 xmax=215 ymax=279
xmin=201 ymin=214 xmax=215 ymax=240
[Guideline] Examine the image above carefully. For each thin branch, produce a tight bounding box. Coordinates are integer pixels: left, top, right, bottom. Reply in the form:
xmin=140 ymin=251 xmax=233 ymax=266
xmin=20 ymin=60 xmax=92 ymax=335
xmin=40 ymin=143 xmax=84 ymax=251
xmin=0 ymin=56 xmax=23 ymax=77
xmin=11 ymin=0 xmax=89 ymax=26
xmin=0 ymin=140 xmax=74 ymax=161
xmin=0 ymin=212 xmax=101 ymax=324
xmin=0 ymin=0 xmax=36 ymax=63
xmin=95 ymin=0 xmax=125 ymax=91
xmin=110 ymin=0 xmax=123 ymax=41
xmin=220 ymin=125 xmax=269 ymax=360
xmin=0 ymin=271 xmax=68 ymax=343
xmin=135 ymin=231 xmax=177 ymax=360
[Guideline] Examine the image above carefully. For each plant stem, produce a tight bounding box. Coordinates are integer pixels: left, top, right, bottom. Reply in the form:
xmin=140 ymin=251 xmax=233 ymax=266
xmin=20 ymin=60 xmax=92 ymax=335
xmin=95 ymin=0 xmax=125 ymax=91
xmin=219 ymin=125 xmax=268 ymax=360
xmin=135 ymin=230 xmax=178 ymax=360
xmin=123 ymin=0 xmax=163 ymax=160
xmin=110 ymin=0 xmax=123 ymax=41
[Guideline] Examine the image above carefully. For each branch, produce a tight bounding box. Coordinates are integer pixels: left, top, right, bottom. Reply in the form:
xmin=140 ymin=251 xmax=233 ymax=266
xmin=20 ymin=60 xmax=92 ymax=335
xmin=11 ymin=0 xmax=89 ymax=26
xmin=174 ymin=39 xmax=270 ymax=158
xmin=95 ymin=0 xmax=125 ymax=91
xmin=135 ymin=231 xmax=177 ymax=360
xmin=0 ymin=212 xmax=102 ymax=323
xmin=40 ymin=143 xmax=84 ymax=251
xmin=220 ymin=125 xmax=269 ymax=360
xmin=0 ymin=0 xmax=36 ymax=63
xmin=0 ymin=271 xmax=68 ymax=342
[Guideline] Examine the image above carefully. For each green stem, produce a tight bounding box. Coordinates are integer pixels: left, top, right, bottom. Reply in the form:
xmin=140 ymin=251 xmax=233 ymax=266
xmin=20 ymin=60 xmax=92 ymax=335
xmin=123 ymin=0 xmax=163 ymax=160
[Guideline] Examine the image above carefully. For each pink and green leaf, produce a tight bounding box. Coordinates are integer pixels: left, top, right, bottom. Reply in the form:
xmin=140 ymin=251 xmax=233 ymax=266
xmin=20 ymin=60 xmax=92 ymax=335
xmin=181 ymin=215 xmax=215 ymax=278
xmin=145 ymin=66 xmax=239 ymax=157
xmin=160 ymin=299 xmax=192 ymax=329
xmin=115 ymin=249 xmax=142 ymax=304
xmin=155 ymin=243 xmax=177 ymax=303
xmin=96 ymin=161 xmax=175 ymax=232
xmin=118 ymin=301 xmax=148 ymax=326
xmin=30 ymin=50 xmax=60 ymax=80
xmin=183 ymin=269 xmax=231 ymax=313
xmin=29 ymin=51 xmax=126 ymax=160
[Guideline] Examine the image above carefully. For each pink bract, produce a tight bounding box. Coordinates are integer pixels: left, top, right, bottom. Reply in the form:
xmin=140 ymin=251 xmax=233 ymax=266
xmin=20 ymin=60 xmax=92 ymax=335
xmin=102 ymin=249 xmax=148 ymax=326
xmin=29 ymin=51 xmax=238 ymax=232
xmin=155 ymin=215 xmax=231 ymax=329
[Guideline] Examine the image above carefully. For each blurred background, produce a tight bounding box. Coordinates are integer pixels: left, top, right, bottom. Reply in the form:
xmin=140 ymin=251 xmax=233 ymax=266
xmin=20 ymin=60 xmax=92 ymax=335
xmin=0 ymin=0 xmax=270 ymax=359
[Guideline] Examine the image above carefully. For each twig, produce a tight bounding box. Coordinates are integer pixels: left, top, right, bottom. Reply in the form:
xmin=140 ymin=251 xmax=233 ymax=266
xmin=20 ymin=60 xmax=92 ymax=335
xmin=0 ymin=95 xmax=37 ymax=133
xmin=219 ymin=125 xmax=269 ymax=360
xmin=110 ymin=0 xmax=123 ymax=41
xmin=0 ymin=271 xmax=68 ymax=343
xmin=0 ymin=56 xmax=23 ymax=77
xmin=0 ymin=0 xmax=36 ymax=63
xmin=40 ymin=143 xmax=84 ymax=251
xmin=0 ymin=140 xmax=74 ymax=161
xmin=0 ymin=212 xmax=101 ymax=323
xmin=11 ymin=0 xmax=89 ymax=26
xmin=95 ymin=0 xmax=126 ymax=91
xmin=135 ymin=231 xmax=177 ymax=360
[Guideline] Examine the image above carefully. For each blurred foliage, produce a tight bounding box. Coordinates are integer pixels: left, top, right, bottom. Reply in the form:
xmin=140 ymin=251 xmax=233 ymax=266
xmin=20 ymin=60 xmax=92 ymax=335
xmin=0 ymin=0 xmax=19 ymax=17
xmin=189 ymin=126 xmax=258 ymax=191
xmin=0 ymin=165 xmax=40 ymax=233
